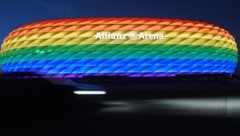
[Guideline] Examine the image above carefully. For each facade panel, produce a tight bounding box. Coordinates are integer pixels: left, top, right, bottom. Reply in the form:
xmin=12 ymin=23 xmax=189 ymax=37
xmin=0 ymin=18 xmax=238 ymax=77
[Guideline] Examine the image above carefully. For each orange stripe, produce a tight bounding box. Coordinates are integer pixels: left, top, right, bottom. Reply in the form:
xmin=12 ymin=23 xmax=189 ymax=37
xmin=4 ymin=18 xmax=234 ymax=41
xmin=5 ymin=25 xmax=233 ymax=42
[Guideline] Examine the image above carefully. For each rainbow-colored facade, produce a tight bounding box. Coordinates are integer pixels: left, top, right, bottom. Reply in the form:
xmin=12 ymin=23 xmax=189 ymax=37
xmin=0 ymin=18 xmax=238 ymax=77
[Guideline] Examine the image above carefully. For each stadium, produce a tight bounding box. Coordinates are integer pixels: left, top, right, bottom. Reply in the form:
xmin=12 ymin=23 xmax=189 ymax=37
xmin=0 ymin=18 xmax=238 ymax=78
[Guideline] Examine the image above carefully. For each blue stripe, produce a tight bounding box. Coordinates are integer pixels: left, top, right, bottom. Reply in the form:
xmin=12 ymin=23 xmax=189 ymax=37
xmin=2 ymin=58 xmax=237 ymax=75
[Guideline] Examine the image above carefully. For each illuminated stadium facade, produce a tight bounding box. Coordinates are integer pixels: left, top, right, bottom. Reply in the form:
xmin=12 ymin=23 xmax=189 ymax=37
xmin=0 ymin=18 xmax=238 ymax=78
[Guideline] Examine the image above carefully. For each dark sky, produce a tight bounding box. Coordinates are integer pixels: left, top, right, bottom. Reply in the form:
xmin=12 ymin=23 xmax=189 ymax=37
xmin=0 ymin=0 xmax=240 ymax=72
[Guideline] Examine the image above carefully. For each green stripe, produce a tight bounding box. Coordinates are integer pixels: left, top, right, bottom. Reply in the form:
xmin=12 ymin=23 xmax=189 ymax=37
xmin=1 ymin=50 xmax=237 ymax=64
xmin=1 ymin=44 xmax=238 ymax=58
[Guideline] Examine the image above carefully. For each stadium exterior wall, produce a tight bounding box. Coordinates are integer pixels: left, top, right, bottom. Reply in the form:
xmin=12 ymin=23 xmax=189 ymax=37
xmin=0 ymin=18 xmax=238 ymax=78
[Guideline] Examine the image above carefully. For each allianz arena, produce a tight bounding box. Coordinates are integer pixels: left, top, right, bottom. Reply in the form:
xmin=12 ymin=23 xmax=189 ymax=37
xmin=0 ymin=18 xmax=238 ymax=78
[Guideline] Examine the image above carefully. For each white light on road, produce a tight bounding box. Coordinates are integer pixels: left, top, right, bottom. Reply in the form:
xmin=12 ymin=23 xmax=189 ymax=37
xmin=73 ymin=90 xmax=106 ymax=95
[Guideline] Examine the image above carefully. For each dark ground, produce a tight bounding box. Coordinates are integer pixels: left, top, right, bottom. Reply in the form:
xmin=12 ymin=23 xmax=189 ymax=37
xmin=1 ymin=97 xmax=240 ymax=136
xmin=1 ymin=75 xmax=240 ymax=135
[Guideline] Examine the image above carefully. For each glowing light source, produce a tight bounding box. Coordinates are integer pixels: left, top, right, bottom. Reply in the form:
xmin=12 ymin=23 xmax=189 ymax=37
xmin=73 ymin=90 xmax=106 ymax=95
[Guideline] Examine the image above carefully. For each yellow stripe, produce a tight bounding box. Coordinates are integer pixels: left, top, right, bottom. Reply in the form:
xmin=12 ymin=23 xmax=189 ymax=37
xmin=2 ymin=36 xmax=237 ymax=52
xmin=2 ymin=38 xmax=237 ymax=51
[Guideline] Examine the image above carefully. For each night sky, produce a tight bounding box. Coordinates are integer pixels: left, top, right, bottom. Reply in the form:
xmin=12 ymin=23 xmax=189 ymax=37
xmin=1 ymin=0 xmax=240 ymax=72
